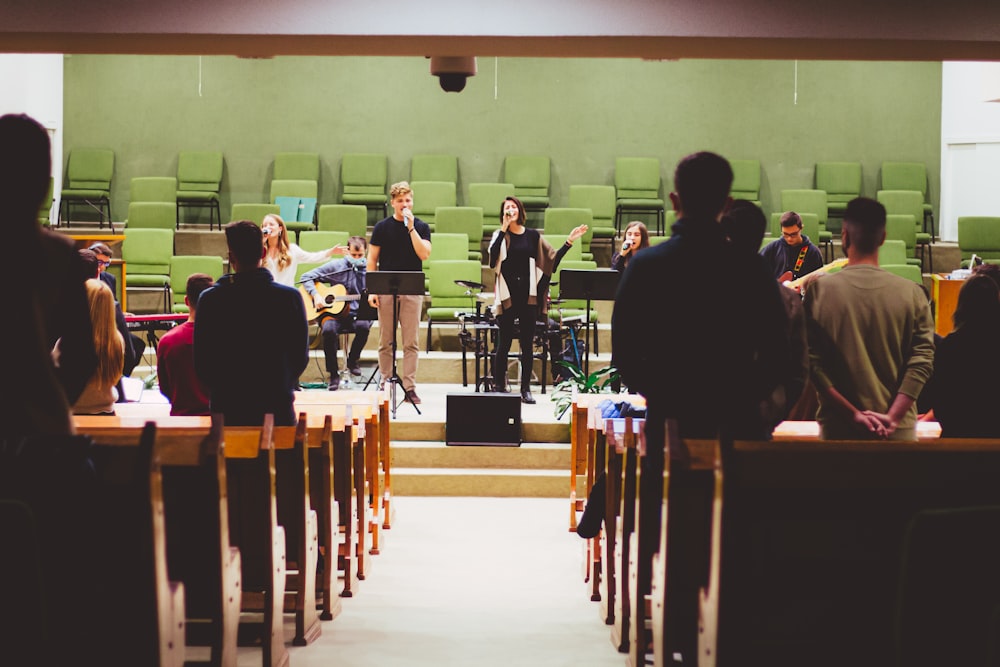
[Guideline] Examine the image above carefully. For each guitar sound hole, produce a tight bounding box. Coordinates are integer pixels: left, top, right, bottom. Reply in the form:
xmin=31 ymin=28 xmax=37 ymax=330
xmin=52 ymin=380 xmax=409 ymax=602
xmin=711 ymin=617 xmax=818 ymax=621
xmin=325 ymin=296 xmax=334 ymax=305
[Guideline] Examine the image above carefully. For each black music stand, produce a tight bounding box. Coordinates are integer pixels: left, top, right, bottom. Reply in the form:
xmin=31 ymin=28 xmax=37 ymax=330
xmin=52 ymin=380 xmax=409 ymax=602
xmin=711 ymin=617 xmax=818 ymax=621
xmin=366 ymin=270 xmax=426 ymax=418
xmin=558 ymin=269 xmax=620 ymax=376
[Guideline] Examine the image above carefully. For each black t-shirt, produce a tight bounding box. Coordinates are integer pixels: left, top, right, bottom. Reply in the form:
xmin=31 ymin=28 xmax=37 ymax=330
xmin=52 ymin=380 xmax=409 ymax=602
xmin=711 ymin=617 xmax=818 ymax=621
xmin=370 ymin=215 xmax=432 ymax=271
xmin=501 ymin=228 xmax=538 ymax=302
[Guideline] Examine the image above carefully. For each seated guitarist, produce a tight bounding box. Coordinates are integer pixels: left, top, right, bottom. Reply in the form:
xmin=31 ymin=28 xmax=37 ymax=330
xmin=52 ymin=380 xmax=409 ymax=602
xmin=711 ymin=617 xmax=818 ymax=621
xmin=299 ymin=236 xmax=372 ymax=390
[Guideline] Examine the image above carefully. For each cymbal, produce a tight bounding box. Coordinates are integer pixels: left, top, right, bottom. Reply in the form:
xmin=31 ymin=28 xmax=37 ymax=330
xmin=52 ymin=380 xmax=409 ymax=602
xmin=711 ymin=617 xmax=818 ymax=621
xmin=476 ymin=292 xmax=495 ymax=302
xmin=454 ymin=279 xmax=485 ymax=290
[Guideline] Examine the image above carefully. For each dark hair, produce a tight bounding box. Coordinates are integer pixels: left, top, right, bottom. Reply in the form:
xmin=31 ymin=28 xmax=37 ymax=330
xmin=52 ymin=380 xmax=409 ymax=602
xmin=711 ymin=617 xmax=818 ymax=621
xmin=953 ymin=274 xmax=1000 ymax=330
xmin=88 ymin=242 xmax=113 ymax=257
xmin=622 ymin=220 xmax=650 ymax=251
xmin=972 ymin=262 xmax=1000 ymax=291
xmin=500 ymin=196 xmax=526 ymax=227
xmin=186 ymin=273 xmax=215 ymax=309
xmin=780 ymin=211 xmax=803 ymax=229
xmin=843 ymin=197 xmax=886 ymax=255
xmin=348 ymin=235 xmax=367 ymax=251
xmin=76 ymin=248 xmax=99 ymax=281
xmin=224 ymin=220 xmax=264 ymax=270
xmin=722 ymin=200 xmax=767 ymax=254
xmin=0 ymin=114 xmax=51 ymax=220
xmin=674 ymin=151 xmax=733 ymax=219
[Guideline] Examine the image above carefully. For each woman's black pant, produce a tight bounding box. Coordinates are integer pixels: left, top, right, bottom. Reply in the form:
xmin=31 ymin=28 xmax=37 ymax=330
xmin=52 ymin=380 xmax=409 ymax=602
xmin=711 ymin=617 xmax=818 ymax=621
xmin=494 ymin=302 xmax=537 ymax=392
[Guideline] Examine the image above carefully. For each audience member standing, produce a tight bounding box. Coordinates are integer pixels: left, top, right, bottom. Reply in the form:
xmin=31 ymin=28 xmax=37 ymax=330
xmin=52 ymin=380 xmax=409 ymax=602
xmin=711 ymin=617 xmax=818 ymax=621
xmin=0 ymin=113 xmax=95 ymax=435
xmin=367 ymin=181 xmax=431 ymax=404
xmin=926 ymin=274 xmax=1000 ymax=437
xmin=195 ymin=221 xmax=309 ymax=426
xmin=759 ymin=211 xmax=824 ymax=283
xmin=157 ymin=273 xmax=214 ymax=415
xmin=804 ymin=197 xmax=934 ymax=440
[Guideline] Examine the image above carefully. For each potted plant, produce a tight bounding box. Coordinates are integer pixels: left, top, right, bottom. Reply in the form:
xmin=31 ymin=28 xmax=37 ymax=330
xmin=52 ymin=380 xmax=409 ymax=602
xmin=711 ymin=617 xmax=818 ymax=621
xmin=550 ymin=362 xmax=620 ymax=419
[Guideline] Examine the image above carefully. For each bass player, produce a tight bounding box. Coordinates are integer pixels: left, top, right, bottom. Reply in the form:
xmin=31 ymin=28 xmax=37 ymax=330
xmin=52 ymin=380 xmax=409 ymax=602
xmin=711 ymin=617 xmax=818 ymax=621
xmin=299 ymin=236 xmax=373 ymax=390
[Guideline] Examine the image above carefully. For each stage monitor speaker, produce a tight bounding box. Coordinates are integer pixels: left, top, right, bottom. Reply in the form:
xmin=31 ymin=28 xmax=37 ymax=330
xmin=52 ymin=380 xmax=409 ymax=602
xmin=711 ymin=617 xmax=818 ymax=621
xmin=446 ymin=393 xmax=522 ymax=447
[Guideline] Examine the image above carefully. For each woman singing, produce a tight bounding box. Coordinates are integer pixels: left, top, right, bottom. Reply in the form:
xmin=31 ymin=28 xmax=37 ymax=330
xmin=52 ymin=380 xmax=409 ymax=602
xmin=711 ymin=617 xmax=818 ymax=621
xmin=261 ymin=213 xmax=338 ymax=286
xmin=610 ymin=220 xmax=650 ymax=272
xmin=488 ymin=196 xmax=586 ymax=404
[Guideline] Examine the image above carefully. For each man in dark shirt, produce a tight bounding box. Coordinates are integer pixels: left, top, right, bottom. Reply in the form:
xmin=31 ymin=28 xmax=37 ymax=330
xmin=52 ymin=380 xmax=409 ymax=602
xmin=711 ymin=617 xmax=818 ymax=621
xmin=195 ymin=220 xmax=309 ymax=426
xmin=367 ymin=181 xmax=431 ymax=404
xmin=759 ymin=211 xmax=824 ymax=283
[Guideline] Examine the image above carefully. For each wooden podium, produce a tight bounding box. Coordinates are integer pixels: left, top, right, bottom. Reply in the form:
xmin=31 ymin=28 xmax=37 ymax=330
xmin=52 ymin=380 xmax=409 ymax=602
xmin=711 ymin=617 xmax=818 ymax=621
xmin=931 ymin=273 xmax=965 ymax=337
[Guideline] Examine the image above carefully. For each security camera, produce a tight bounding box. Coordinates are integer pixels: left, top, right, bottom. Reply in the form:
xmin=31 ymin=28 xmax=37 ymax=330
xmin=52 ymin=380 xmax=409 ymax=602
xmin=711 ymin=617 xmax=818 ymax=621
xmin=429 ymin=56 xmax=477 ymax=93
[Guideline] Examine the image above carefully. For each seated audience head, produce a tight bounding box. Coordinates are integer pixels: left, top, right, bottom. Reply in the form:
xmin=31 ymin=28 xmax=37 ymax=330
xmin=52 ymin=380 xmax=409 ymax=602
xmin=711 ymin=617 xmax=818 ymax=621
xmin=225 ymin=220 xmax=265 ymax=272
xmin=622 ymin=220 xmax=650 ymax=252
xmin=88 ymin=242 xmax=114 ymax=269
xmin=0 ymin=113 xmax=50 ymax=223
xmin=953 ymin=273 xmax=1000 ymax=330
xmin=722 ymin=200 xmax=768 ymax=254
xmin=670 ymin=151 xmax=733 ymax=221
xmin=85 ymin=278 xmax=124 ymax=389
xmin=77 ymin=248 xmax=100 ymax=281
xmin=841 ymin=197 xmax=886 ymax=256
xmin=779 ymin=211 xmax=805 ymax=247
xmin=185 ymin=273 xmax=215 ymax=314
xmin=972 ymin=262 xmax=1000 ymax=293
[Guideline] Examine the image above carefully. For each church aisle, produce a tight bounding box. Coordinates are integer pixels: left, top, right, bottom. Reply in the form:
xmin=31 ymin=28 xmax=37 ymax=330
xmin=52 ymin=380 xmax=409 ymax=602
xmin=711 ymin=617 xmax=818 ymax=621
xmin=238 ymin=497 xmax=625 ymax=666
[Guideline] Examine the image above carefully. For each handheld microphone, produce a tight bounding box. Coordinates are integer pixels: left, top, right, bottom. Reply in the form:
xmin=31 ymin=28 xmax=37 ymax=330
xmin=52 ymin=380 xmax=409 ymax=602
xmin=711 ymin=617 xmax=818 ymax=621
xmin=261 ymin=228 xmax=270 ymax=237
xmin=403 ymin=208 xmax=412 ymax=221
xmin=622 ymin=240 xmax=632 ymax=251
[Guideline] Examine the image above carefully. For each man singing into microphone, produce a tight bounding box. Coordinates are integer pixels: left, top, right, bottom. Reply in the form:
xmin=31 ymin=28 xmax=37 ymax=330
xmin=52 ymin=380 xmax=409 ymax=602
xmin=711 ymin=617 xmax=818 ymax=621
xmin=368 ymin=181 xmax=432 ymax=404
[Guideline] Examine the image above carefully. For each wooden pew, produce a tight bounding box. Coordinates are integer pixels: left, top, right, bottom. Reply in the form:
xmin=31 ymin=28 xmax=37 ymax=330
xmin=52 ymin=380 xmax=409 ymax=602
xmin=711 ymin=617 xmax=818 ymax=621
xmin=698 ymin=438 xmax=1000 ymax=667
xmin=78 ymin=414 xmax=242 ymax=667
xmin=604 ymin=417 xmax=641 ymax=652
xmin=304 ymin=413 xmax=345 ymax=617
xmin=272 ymin=414 xmax=321 ymax=646
xmin=223 ymin=415 xmax=290 ymax=667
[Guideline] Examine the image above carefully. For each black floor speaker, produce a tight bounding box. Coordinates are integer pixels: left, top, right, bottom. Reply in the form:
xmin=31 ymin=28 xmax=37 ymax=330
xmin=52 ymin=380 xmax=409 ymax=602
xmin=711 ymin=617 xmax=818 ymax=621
xmin=445 ymin=393 xmax=522 ymax=447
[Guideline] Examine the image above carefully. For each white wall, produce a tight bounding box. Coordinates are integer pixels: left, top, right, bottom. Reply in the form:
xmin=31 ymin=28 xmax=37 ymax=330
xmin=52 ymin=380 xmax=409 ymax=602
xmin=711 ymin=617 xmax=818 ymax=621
xmin=940 ymin=62 xmax=1000 ymax=243
xmin=0 ymin=54 xmax=63 ymax=224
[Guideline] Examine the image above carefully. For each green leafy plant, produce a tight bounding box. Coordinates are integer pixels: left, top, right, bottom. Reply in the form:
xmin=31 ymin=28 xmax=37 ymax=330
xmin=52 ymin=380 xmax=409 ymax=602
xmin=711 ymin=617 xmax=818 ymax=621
xmin=550 ymin=362 xmax=620 ymax=419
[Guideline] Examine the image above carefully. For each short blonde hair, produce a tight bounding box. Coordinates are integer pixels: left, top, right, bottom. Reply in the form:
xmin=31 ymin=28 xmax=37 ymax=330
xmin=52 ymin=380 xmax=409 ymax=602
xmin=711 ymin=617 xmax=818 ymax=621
xmin=389 ymin=181 xmax=412 ymax=200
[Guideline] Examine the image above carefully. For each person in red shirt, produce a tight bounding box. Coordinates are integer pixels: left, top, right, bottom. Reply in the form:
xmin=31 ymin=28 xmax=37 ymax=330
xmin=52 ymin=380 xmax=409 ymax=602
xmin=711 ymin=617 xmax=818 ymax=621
xmin=157 ymin=273 xmax=214 ymax=415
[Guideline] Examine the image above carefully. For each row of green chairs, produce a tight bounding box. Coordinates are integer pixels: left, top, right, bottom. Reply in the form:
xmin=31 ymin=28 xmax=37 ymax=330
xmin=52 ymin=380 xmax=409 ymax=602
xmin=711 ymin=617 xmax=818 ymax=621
xmin=120 ymin=228 xmax=225 ymax=313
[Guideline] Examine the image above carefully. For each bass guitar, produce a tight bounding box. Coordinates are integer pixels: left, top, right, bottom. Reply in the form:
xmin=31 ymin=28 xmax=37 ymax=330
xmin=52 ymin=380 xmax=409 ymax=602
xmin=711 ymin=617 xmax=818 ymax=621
xmin=299 ymin=283 xmax=365 ymax=323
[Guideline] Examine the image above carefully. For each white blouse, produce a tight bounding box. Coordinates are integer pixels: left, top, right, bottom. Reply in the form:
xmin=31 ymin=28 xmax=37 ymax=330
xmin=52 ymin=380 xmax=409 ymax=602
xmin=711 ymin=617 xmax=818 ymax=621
xmin=264 ymin=244 xmax=331 ymax=286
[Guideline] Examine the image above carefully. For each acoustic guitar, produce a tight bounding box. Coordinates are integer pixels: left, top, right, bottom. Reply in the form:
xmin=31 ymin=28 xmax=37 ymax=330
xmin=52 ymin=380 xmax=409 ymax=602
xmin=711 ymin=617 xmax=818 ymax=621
xmin=298 ymin=283 xmax=364 ymax=323
xmin=784 ymin=257 xmax=849 ymax=291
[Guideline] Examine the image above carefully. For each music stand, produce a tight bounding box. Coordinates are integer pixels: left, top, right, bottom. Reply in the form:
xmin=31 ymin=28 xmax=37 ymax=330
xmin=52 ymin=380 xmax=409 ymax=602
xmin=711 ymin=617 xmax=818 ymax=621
xmin=366 ymin=270 xmax=426 ymax=418
xmin=558 ymin=269 xmax=620 ymax=375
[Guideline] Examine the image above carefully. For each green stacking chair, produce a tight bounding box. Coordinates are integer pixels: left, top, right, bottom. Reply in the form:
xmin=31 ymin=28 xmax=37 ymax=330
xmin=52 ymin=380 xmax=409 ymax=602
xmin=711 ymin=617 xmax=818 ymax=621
xmin=544 ymin=208 xmax=594 ymax=262
xmin=272 ymin=179 xmax=318 ymax=240
xmin=299 ymin=230 xmax=348 ymax=253
xmin=341 ymin=153 xmax=388 ymax=218
xmin=230 ymin=203 xmax=279 ymax=227
xmin=425 ymin=259 xmax=481 ymax=352
xmin=59 ymin=148 xmax=114 ymax=227
xmin=884 ymin=214 xmax=923 ymax=268
xmin=317 ymin=204 xmax=368 ymax=237
xmin=614 ymin=157 xmax=665 ymax=236
xmin=38 ymin=177 xmax=54 ymax=226
xmin=169 ymin=255 xmax=225 ymax=313
xmin=958 ymin=216 xmax=1000 ymax=267
xmin=878 ymin=190 xmax=932 ymax=272
xmin=176 ymin=151 xmax=223 ymax=230
xmin=768 ymin=212 xmax=820 ymax=244
xmin=882 ymin=161 xmax=934 ymax=239
xmin=435 ymin=206 xmax=484 ymax=262
xmin=504 ymin=156 xmax=550 ymax=213
xmin=125 ymin=201 xmax=176 ymax=230
xmin=730 ymin=159 xmax=761 ymax=207
xmin=882 ymin=264 xmax=923 ymax=284
xmin=274 ymin=152 xmax=320 ymax=182
xmin=468 ymin=182 xmax=516 ymax=236
xmin=122 ymin=228 xmax=174 ymax=312
xmin=568 ymin=185 xmax=616 ymax=241
xmin=780 ymin=189 xmax=833 ymax=261
xmin=130 ymin=177 xmax=177 ymax=204
xmin=422 ymin=232 xmax=469 ymax=290
xmin=410 ymin=154 xmax=458 ymax=184
xmin=815 ymin=162 xmax=861 ymax=233
xmin=410 ymin=180 xmax=457 ymax=229
xmin=878 ymin=239 xmax=908 ymax=266
xmin=543 ymin=235 xmax=583 ymax=262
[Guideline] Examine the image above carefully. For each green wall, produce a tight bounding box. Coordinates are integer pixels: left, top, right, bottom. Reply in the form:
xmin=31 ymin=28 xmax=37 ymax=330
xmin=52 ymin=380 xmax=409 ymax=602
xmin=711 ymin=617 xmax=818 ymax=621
xmin=63 ymin=55 xmax=942 ymax=224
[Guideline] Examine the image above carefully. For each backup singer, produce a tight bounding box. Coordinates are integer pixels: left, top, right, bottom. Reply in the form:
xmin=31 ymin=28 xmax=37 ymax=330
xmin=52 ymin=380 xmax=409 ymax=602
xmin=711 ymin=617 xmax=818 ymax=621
xmin=611 ymin=220 xmax=650 ymax=272
xmin=488 ymin=196 xmax=586 ymax=404
xmin=262 ymin=213 xmax=338 ymax=286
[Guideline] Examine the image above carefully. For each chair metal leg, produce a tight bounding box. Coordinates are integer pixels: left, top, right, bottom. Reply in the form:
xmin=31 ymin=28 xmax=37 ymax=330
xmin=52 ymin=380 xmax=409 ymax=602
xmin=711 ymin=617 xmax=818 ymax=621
xmin=426 ymin=320 xmax=432 ymax=353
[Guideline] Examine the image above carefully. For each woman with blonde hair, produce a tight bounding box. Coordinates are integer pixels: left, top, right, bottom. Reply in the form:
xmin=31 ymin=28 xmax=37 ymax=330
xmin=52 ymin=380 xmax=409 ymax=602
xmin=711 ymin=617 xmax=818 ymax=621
xmin=261 ymin=213 xmax=338 ymax=286
xmin=70 ymin=279 xmax=124 ymax=415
